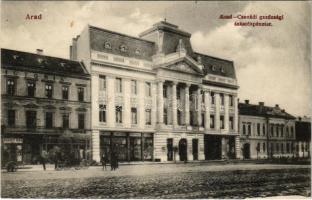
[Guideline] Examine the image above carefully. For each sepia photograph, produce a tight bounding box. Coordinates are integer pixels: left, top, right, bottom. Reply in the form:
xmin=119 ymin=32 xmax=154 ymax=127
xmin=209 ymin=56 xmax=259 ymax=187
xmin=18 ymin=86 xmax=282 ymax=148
xmin=1 ymin=0 xmax=311 ymax=199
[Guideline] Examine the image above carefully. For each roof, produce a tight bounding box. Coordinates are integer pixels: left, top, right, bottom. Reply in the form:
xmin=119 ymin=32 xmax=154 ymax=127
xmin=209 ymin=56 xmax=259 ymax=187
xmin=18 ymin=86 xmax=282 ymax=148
xmin=89 ymin=25 xmax=156 ymax=61
xmin=295 ymin=120 xmax=311 ymax=141
xmin=1 ymin=48 xmax=89 ymax=77
xmin=239 ymin=102 xmax=296 ymax=120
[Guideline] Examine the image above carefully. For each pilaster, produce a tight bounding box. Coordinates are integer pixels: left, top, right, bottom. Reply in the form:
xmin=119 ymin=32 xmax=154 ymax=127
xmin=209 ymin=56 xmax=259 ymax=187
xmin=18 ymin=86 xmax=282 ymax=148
xmin=157 ymin=80 xmax=164 ymax=125
xmin=197 ymin=87 xmax=202 ymax=127
xmin=123 ymin=78 xmax=131 ymax=128
xmin=204 ymin=90 xmax=210 ymax=130
xmin=215 ymin=93 xmax=220 ymax=130
xmin=172 ymin=81 xmax=177 ymax=128
xmin=92 ymin=130 xmax=100 ymax=162
xmin=106 ymin=76 xmax=115 ymax=127
xmin=184 ymin=83 xmax=191 ymax=128
xmin=138 ymin=80 xmax=145 ymax=129
xmin=91 ymin=74 xmax=99 ymax=127
xmin=224 ymin=94 xmax=229 ymax=131
xmin=234 ymin=95 xmax=238 ymax=132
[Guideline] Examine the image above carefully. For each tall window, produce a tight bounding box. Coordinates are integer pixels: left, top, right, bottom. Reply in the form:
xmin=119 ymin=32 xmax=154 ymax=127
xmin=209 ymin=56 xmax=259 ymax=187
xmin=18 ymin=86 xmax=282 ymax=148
xmin=263 ymin=143 xmax=266 ymax=152
xmin=116 ymin=106 xmax=122 ymax=123
xmin=276 ymin=143 xmax=279 ymax=153
xmin=229 ymin=95 xmax=233 ymax=106
xmin=145 ymin=82 xmax=151 ymax=97
xmin=229 ymin=116 xmax=234 ymax=130
xmin=163 ymin=85 xmax=167 ymax=98
xmin=248 ymin=124 xmax=251 ymax=135
xmin=7 ymin=79 xmax=15 ymax=96
xmin=26 ymin=111 xmax=36 ymax=128
xmin=62 ymin=114 xmax=69 ymax=129
xmin=220 ymin=94 xmax=224 ymax=105
xmin=78 ymin=113 xmax=85 ymax=129
xmin=176 ymin=87 xmax=181 ymax=100
xmin=257 ymin=123 xmax=260 ymax=136
xmin=201 ymin=112 xmax=205 ymax=127
xmin=286 ymin=126 xmax=289 ymax=137
xmin=271 ymin=125 xmax=274 ymax=137
xmin=276 ymin=126 xmax=279 ymax=137
xmin=145 ymin=109 xmax=151 ymax=125
xmin=45 ymin=83 xmax=53 ymax=98
xmin=116 ymin=78 xmax=122 ymax=93
xmin=263 ymin=124 xmax=266 ymax=136
xmin=62 ymin=85 xmax=69 ymax=100
xmin=177 ymin=110 xmax=182 ymax=125
xmin=243 ymin=124 xmax=246 ymax=135
xmin=210 ymin=115 xmax=215 ymax=129
xmin=99 ymin=104 xmax=106 ymax=122
xmin=210 ymin=92 xmax=215 ymax=104
xmin=45 ymin=112 xmax=53 ymax=128
xmin=27 ymin=81 xmax=36 ymax=97
xmin=164 ymin=108 xmax=168 ymax=125
xmin=131 ymin=107 xmax=137 ymax=124
xmin=131 ymin=80 xmax=137 ymax=95
xmin=78 ymin=87 xmax=84 ymax=102
xmin=99 ymin=76 xmax=106 ymax=90
xmin=286 ymin=143 xmax=290 ymax=153
xmin=281 ymin=125 xmax=284 ymax=137
xmin=7 ymin=110 xmax=15 ymax=127
xmin=281 ymin=143 xmax=284 ymax=153
xmin=220 ymin=115 xmax=224 ymax=129
xmin=290 ymin=126 xmax=294 ymax=138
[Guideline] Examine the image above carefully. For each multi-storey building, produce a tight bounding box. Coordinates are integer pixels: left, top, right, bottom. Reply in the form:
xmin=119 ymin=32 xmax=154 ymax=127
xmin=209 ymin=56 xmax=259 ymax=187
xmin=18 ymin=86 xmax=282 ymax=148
xmin=238 ymin=100 xmax=296 ymax=159
xmin=71 ymin=21 xmax=240 ymax=162
xmin=295 ymin=117 xmax=311 ymax=158
xmin=1 ymin=48 xmax=91 ymax=165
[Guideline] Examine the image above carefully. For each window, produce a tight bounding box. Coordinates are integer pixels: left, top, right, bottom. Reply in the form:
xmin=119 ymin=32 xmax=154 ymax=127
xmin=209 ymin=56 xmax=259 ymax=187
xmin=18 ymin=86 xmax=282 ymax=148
xmin=210 ymin=115 xmax=215 ymax=129
xmin=78 ymin=87 xmax=84 ymax=102
xmin=176 ymin=87 xmax=181 ymax=100
xmin=99 ymin=104 xmax=106 ymax=122
xmin=62 ymin=85 xmax=69 ymax=100
xmin=276 ymin=143 xmax=279 ymax=153
xmin=286 ymin=143 xmax=290 ymax=153
xmin=281 ymin=125 xmax=284 ymax=137
xmin=271 ymin=125 xmax=274 ymax=137
xmin=62 ymin=114 xmax=69 ymax=129
xmin=290 ymin=126 xmax=294 ymax=137
xmin=116 ymin=78 xmax=122 ymax=93
xmin=256 ymin=143 xmax=260 ymax=152
xmin=286 ymin=126 xmax=289 ymax=137
xmin=281 ymin=143 xmax=284 ymax=153
xmin=201 ymin=112 xmax=205 ymax=127
xmin=145 ymin=109 xmax=151 ymax=125
xmin=243 ymin=124 xmax=246 ymax=135
xmin=78 ymin=113 xmax=85 ymax=129
xmin=229 ymin=116 xmax=234 ymax=130
xmin=26 ymin=111 xmax=36 ymax=128
xmin=163 ymin=85 xmax=167 ymax=98
xmin=116 ymin=106 xmax=122 ymax=123
xmin=177 ymin=110 xmax=182 ymax=125
xmin=99 ymin=76 xmax=106 ymax=90
xmin=276 ymin=126 xmax=279 ymax=137
xmin=257 ymin=123 xmax=260 ymax=136
xmin=220 ymin=116 xmax=224 ymax=129
xmin=7 ymin=110 xmax=15 ymax=127
xmin=210 ymin=92 xmax=215 ymax=104
xmin=263 ymin=143 xmax=266 ymax=152
xmin=248 ymin=124 xmax=251 ymax=135
xmin=27 ymin=81 xmax=36 ymax=97
xmin=7 ymin=79 xmax=15 ymax=96
xmin=131 ymin=107 xmax=137 ymax=124
xmin=164 ymin=108 xmax=168 ymax=125
xmin=45 ymin=112 xmax=53 ymax=128
xmin=220 ymin=94 xmax=224 ymax=105
xmin=45 ymin=83 xmax=53 ymax=98
xmin=229 ymin=95 xmax=233 ymax=106
xmin=131 ymin=80 xmax=137 ymax=95
xmin=263 ymin=124 xmax=266 ymax=136
xmin=201 ymin=91 xmax=205 ymax=103
xmin=190 ymin=111 xmax=194 ymax=126
xmin=145 ymin=82 xmax=151 ymax=97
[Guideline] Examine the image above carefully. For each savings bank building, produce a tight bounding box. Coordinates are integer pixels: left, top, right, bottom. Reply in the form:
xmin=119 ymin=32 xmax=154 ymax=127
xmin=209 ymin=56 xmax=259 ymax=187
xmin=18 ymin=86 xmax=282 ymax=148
xmin=70 ymin=21 xmax=240 ymax=162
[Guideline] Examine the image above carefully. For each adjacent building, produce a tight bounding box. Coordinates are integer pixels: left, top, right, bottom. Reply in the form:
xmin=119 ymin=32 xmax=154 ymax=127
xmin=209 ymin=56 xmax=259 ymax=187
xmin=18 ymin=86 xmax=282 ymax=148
xmin=295 ymin=117 xmax=311 ymax=158
xmin=1 ymin=49 xmax=91 ymax=165
xmin=238 ymin=100 xmax=296 ymax=159
xmin=70 ymin=21 xmax=240 ymax=162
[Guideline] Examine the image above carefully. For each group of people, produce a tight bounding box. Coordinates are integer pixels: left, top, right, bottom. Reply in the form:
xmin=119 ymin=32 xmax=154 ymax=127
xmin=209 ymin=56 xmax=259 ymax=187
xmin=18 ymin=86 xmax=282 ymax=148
xmin=101 ymin=151 xmax=119 ymax=171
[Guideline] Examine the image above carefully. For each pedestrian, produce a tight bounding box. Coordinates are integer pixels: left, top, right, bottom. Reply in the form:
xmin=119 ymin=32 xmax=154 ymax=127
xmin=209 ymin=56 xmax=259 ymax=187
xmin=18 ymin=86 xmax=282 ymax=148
xmin=54 ymin=146 xmax=61 ymax=170
xmin=101 ymin=153 xmax=107 ymax=170
xmin=111 ymin=151 xmax=116 ymax=171
xmin=41 ymin=150 xmax=48 ymax=171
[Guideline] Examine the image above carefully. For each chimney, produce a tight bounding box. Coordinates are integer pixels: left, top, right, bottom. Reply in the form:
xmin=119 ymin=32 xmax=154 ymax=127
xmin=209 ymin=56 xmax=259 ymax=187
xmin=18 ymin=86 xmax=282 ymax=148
xmin=275 ymin=104 xmax=279 ymax=108
xmin=281 ymin=109 xmax=285 ymax=113
xmin=245 ymin=100 xmax=249 ymax=104
xmin=259 ymin=102 xmax=264 ymax=106
xmin=298 ymin=117 xmax=302 ymax=121
xmin=36 ymin=49 xmax=43 ymax=55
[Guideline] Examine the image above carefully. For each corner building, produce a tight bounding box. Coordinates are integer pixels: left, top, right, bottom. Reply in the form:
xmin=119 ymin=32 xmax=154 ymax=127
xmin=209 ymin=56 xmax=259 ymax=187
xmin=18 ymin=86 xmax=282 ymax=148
xmin=71 ymin=21 xmax=240 ymax=162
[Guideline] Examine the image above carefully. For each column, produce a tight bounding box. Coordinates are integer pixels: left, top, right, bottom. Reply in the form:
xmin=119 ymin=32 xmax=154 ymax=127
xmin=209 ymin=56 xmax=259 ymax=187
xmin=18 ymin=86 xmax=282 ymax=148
xmin=138 ymin=80 xmax=145 ymax=129
xmin=184 ymin=83 xmax=190 ymax=127
xmin=234 ymin=95 xmax=238 ymax=132
xmin=215 ymin=93 xmax=220 ymax=130
xmin=224 ymin=94 xmax=229 ymax=131
xmin=157 ymin=80 xmax=164 ymax=124
xmin=172 ymin=81 xmax=177 ymax=128
xmin=92 ymin=130 xmax=100 ymax=162
xmin=123 ymin=78 xmax=131 ymax=128
xmin=106 ymin=76 xmax=115 ymax=127
xmin=204 ymin=90 xmax=210 ymax=130
xmin=91 ymin=74 xmax=99 ymax=127
xmin=235 ymin=136 xmax=241 ymax=159
xmin=151 ymin=82 xmax=157 ymax=126
xmin=197 ymin=87 xmax=202 ymax=127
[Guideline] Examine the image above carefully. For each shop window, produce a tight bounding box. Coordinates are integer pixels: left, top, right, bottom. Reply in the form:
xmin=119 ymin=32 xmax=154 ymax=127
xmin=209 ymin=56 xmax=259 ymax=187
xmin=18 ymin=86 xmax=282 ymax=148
xmin=45 ymin=112 xmax=53 ymax=128
xmin=62 ymin=114 xmax=69 ymax=129
xmin=116 ymin=78 xmax=122 ymax=93
xmin=7 ymin=78 xmax=15 ymax=96
xmin=78 ymin=87 xmax=84 ymax=102
xmin=78 ymin=113 xmax=85 ymax=129
xmin=62 ymin=85 xmax=69 ymax=100
xmin=45 ymin=83 xmax=53 ymax=98
xmin=26 ymin=111 xmax=36 ymax=128
xmin=131 ymin=80 xmax=137 ymax=95
xmin=131 ymin=107 xmax=137 ymax=124
xmin=145 ymin=82 xmax=151 ymax=97
xmin=27 ymin=81 xmax=36 ymax=97
xmin=7 ymin=110 xmax=15 ymax=127
xmin=145 ymin=109 xmax=151 ymax=125
xmin=143 ymin=137 xmax=153 ymax=161
xmin=99 ymin=104 xmax=106 ymax=122
xmin=116 ymin=106 xmax=122 ymax=123
xmin=99 ymin=76 xmax=106 ymax=91
xmin=210 ymin=115 xmax=215 ymax=129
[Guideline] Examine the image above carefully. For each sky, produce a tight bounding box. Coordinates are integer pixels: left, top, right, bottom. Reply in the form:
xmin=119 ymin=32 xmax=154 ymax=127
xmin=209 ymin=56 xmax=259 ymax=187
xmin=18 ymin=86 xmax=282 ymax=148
xmin=1 ymin=1 xmax=311 ymax=117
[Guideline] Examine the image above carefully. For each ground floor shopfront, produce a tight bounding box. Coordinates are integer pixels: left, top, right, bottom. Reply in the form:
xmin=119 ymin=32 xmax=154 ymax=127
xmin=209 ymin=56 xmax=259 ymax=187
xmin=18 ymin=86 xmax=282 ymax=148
xmin=1 ymin=133 xmax=91 ymax=165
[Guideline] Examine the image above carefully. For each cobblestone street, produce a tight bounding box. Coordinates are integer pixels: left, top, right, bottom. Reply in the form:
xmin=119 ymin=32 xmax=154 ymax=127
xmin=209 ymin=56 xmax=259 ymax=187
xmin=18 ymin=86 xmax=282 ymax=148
xmin=1 ymin=163 xmax=311 ymax=198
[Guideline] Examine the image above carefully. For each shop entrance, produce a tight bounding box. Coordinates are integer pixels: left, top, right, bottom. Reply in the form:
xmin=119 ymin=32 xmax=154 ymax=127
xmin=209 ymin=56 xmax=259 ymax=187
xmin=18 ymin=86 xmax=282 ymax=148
xmin=204 ymin=135 xmax=222 ymax=160
xmin=243 ymin=143 xmax=251 ymax=159
xmin=179 ymin=138 xmax=187 ymax=161
xmin=167 ymin=138 xmax=173 ymax=161
xmin=192 ymin=139 xmax=198 ymax=160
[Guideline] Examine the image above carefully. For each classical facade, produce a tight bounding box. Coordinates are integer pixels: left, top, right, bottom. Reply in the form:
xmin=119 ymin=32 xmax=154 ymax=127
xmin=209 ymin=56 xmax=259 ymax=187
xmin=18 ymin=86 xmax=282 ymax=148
xmin=1 ymin=49 xmax=91 ymax=165
xmin=295 ymin=117 xmax=311 ymax=158
xmin=238 ymin=100 xmax=296 ymax=159
xmin=71 ymin=21 xmax=239 ymax=162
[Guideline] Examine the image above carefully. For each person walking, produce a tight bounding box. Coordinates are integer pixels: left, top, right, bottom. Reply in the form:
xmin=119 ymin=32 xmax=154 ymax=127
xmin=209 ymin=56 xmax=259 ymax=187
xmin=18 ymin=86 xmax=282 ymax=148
xmin=111 ymin=151 xmax=116 ymax=171
xmin=41 ymin=150 xmax=48 ymax=171
xmin=101 ymin=153 xmax=107 ymax=171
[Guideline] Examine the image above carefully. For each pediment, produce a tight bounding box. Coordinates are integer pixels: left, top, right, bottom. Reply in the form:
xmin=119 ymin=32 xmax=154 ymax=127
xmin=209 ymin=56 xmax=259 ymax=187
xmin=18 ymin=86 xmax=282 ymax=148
xmin=24 ymin=103 xmax=39 ymax=108
xmin=167 ymin=62 xmax=199 ymax=75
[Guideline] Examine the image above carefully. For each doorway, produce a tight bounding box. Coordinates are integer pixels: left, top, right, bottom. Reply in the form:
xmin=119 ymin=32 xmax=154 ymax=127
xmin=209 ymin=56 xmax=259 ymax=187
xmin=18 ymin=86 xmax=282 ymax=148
xmin=243 ymin=143 xmax=251 ymax=159
xmin=204 ymin=135 xmax=222 ymax=160
xmin=179 ymin=138 xmax=187 ymax=161
xmin=192 ymin=139 xmax=198 ymax=160
xmin=167 ymin=138 xmax=173 ymax=161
